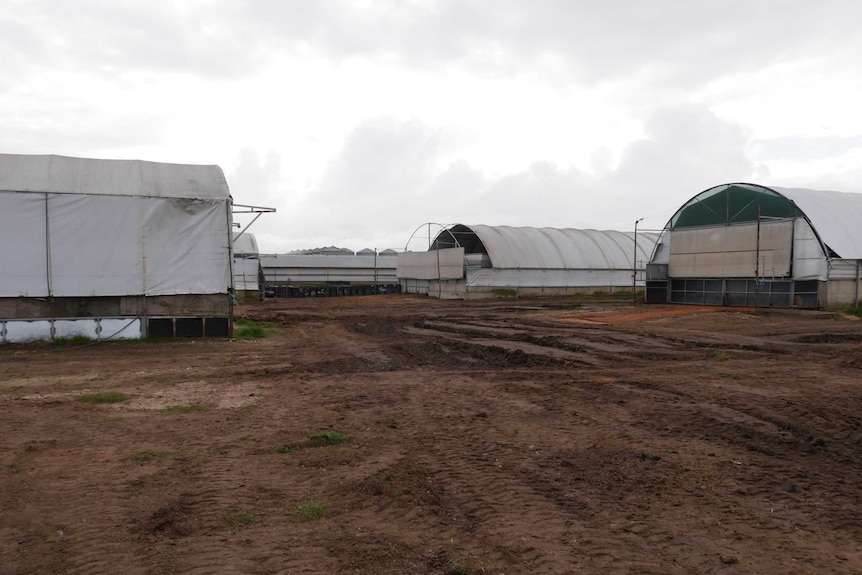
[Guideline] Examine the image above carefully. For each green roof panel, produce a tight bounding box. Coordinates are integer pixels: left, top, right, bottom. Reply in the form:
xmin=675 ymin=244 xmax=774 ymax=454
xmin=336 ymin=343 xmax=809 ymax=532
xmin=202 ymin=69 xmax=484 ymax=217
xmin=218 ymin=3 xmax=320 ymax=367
xmin=671 ymin=184 xmax=803 ymax=229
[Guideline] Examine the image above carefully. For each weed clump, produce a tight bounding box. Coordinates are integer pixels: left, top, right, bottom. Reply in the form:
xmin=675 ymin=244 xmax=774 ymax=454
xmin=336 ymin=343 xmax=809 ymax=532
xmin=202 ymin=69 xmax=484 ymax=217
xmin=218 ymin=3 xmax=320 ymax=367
xmin=233 ymin=317 xmax=273 ymax=339
xmin=76 ymin=392 xmax=129 ymax=404
xmin=292 ymin=502 xmax=325 ymax=521
xmin=312 ymin=431 xmax=348 ymax=445
xmin=223 ymin=510 xmax=257 ymax=527
xmin=710 ymin=350 xmax=729 ymax=361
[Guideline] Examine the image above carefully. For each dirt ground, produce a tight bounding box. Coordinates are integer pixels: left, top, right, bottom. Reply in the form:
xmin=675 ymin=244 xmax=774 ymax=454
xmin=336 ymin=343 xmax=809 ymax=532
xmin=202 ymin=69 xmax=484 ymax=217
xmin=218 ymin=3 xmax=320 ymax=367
xmin=2 ymin=295 xmax=862 ymax=575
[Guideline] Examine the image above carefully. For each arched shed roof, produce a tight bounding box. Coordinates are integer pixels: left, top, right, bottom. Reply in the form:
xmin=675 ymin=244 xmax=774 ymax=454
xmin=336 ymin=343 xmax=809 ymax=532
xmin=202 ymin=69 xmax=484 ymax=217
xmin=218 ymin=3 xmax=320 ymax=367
xmin=232 ymin=233 xmax=259 ymax=256
xmin=432 ymin=224 xmax=659 ymax=270
xmin=0 ymin=153 xmax=230 ymax=200
xmin=667 ymin=183 xmax=862 ymax=259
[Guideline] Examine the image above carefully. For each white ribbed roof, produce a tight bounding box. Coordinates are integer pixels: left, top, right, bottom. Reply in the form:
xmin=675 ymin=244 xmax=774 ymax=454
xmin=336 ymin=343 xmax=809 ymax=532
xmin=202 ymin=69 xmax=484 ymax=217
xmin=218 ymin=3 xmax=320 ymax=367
xmin=0 ymin=153 xmax=230 ymax=200
xmin=437 ymin=224 xmax=659 ymax=270
xmin=771 ymin=186 xmax=862 ymax=259
xmin=232 ymin=233 xmax=259 ymax=256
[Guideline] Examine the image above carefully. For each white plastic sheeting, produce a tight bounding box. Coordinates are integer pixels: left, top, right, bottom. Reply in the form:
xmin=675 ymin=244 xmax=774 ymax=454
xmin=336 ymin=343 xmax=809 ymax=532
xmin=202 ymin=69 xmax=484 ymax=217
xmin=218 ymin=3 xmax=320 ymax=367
xmin=233 ymin=233 xmax=260 ymax=292
xmin=771 ymin=187 xmax=862 ymax=259
xmin=792 ymin=218 xmax=827 ymax=280
xmin=443 ymin=225 xmax=659 ymax=271
xmin=0 ymin=154 xmax=229 ymax=200
xmin=669 ymin=220 xmax=793 ymax=278
xmin=262 ymin=254 xmax=398 ymax=284
xmin=465 ymin=268 xmax=638 ymax=288
xmin=0 ymin=192 xmax=231 ymax=297
xmin=0 ymin=154 xmax=232 ymax=299
xmin=396 ymin=248 xmax=465 ymax=280
xmin=0 ymin=192 xmax=46 ymax=295
xmin=234 ymin=259 xmax=260 ymax=291
xmin=233 ymin=232 xmax=259 ymax=256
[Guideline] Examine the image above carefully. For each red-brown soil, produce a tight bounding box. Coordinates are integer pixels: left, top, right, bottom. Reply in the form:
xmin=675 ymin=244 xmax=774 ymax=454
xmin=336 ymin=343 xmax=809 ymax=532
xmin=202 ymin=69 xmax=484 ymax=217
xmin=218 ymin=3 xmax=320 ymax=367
xmin=2 ymin=295 xmax=862 ymax=574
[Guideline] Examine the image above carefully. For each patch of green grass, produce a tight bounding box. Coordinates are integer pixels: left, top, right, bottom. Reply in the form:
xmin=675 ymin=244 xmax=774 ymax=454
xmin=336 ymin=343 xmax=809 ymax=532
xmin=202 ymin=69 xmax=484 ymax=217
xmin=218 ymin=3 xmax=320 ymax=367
xmin=76 ymin=392 xmax=130 ymax=404
xmin=291 ymin=502 xmax=325 ymax=522
xmin=9 ymin=462 xmax=21 ymax=474
xmin=162 ymin=402 xmax=211 ymax=413
xmin=710 ymin=350 xmax=729 ymax=361
xmin=312 ymin=430 xmax=348 ymax=445
xmin=124 ymin=450 xmax=174 ymax=462
xmin=223 ymin=510 xmax=257 ymax=527
xmin=492 ymin=288 xmax=518 ymax=298
xmin=448 ymin=556 xmax=469 ymax=575
xmin=233 ymin=317 xmax=274 ymax=339
xmin=846 ymin=305 xmax=862 ymax=317
xmin=234 ymin=325 xmax=268 ymax=338
xmin=275 ymin=445 xmax=298 ymax=454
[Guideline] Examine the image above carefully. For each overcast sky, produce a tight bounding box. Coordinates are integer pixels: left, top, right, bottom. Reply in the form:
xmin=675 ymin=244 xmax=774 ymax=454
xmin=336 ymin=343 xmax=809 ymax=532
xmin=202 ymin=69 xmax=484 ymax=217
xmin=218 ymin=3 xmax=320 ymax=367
xmin=3 ymin=1 xmax=861 ymax=252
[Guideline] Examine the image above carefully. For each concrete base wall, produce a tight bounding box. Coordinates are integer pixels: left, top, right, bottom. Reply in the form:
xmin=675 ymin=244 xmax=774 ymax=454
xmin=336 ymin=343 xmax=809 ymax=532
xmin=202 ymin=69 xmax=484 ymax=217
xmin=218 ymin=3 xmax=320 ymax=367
xmin=425 ymin=282 xmax=633 ymax=300
xmin=0 ymin=294 xmax=232 ymax=342
xmin=1 ymin=317 xmax=143 ymax=343
xmin=0 ymin=294 xmax=231 ymax=320
xmin=825 ymin=279 xmax=862 ymax=307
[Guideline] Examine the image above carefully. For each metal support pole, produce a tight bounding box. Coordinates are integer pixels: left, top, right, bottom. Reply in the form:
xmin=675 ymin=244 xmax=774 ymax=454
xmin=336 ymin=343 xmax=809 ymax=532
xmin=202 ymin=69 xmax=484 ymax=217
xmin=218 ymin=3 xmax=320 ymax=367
xmin=633 ymin=218 xmax=644 ymax=305
xmin=855 ymin=259 xmax=860 ymax=306
xmin=754 ymin=206 xmax=761 ymax=311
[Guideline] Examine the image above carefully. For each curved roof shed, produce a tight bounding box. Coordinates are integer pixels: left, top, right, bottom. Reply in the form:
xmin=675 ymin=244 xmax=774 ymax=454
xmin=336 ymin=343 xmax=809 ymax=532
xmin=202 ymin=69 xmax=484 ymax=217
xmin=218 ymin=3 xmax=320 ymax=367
xmin=665 ymin=183 xmax=862 ymax=259
xmin=432 ymin=224 xmax=659 ymax=270
xmin=648 ymin=182 xmax=862 ymax=308
xmin=233 ymin=233 xmax=259 ymax=256
xmin=398 ymin=224 xmax=661 ymax=298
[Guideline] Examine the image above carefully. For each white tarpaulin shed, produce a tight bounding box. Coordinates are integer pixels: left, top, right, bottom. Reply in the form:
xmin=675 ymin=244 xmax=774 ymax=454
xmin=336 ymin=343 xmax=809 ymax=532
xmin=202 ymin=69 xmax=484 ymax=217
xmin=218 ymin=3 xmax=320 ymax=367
xmin=440 ymin=225 xmax=657 ymax=271
xmin=398 ymin=224 xmax=659 ymax=299
xmin=233 ymin=232 xmax=261 ymax=295
xmin=646 ymin=183 xmax=862 ymax=308
xmin=0 ymin=153 xmax=233 ymax=341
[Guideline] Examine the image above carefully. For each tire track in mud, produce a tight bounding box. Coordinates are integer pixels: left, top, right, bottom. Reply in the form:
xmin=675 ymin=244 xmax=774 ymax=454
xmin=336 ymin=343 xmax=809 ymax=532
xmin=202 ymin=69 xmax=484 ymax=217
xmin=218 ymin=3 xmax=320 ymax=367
xmin=7 ymin=445 xmax=149 ymax=574
xmin=6 ymin=297 xmax=862 ymax=574
xmin=319 ymin=369 xmax=699 ymax=573
xmin=123 ymin=416 xmax=341 ymax=575
xmin=422 ymin=362 xmax=862 ymax=574
xmin=404 ymin=317 xmax=738 ymax=370
xmin=579 ymin=376 xmax=862 ymax=570
xmin=487 ymin=378 xmax=732 ymax=574
xmin=356 ymin=309 xmax=862 ymax=573
xmin=391 ymin=377 xmax=731 ymax=574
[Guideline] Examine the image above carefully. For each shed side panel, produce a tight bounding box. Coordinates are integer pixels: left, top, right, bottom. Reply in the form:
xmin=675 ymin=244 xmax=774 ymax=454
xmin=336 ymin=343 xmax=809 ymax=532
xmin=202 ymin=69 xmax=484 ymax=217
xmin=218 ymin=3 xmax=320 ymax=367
xmin=793 ymin=218 xmax=827 ymax=280
xmin=142 ymin=198 xmax=231 ymax=295
xmin=48 ymin=193 xmax=145 ymax=295
xmin=0 ymin=192 xmax=49 ymax=297
xmin=669 ymin=221 xmax=792 ymax=278
xmin=397 ymin=248 xmax=464 ymax=280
